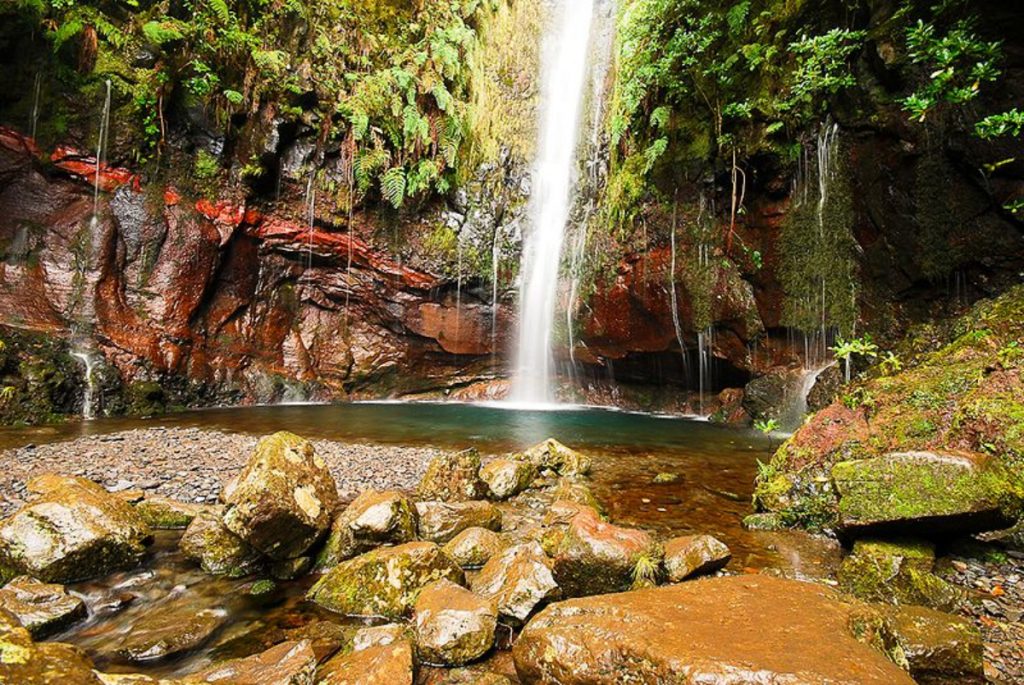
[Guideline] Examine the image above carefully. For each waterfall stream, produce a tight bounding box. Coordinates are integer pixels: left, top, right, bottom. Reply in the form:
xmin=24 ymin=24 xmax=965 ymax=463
xmin=512 ymin=0 xmax=597 ymax=404
xmin=72 ymin=351 xmax=97 ymax=420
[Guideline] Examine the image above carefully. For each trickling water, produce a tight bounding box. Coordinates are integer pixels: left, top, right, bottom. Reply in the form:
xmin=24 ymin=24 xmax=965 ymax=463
xmin=512 ymin=0 xmax=596 ymax=404
xmin=72 ymin=351 xmax=97 ymax=420
xmin=303 ymin=173 xmax=316 ymax=279
xmin=29 ymin=71 xmax=42 ymax=140
xmin=91 ymin=80 xmax=112 ymax=229
xmin=668 ymin=198 xmax=688 ymax=382
xmin=491 ymin=226 xmax=502 ymax=353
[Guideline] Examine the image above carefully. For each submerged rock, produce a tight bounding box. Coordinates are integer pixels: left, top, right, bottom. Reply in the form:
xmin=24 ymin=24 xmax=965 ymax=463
xmin=182 ymin=639 xmax=317 ymax=684
xmin=111 ymin=606 xmax=225 ymax=663
xmin=479 ymin=459 xmax=536 ymax=500
xmin=662 ymin=534 xmax=731 ymax=582
xmin=832 ymin=451 xmax=1023 ymax=535
xmin=414 ymin=579 xmax=497 ymax=666
xmin=180 ymin=508 xmax=264 ymax=578
xmin=134 ymin=497 xmax=204 ymax=530
xmin=316 ymin=640 xmax=414 ymax=684
xmin=417 ymin=448 xmax=488 ymax=502
xmin=471 ymin=542 xmax=558 ymax=624
xmin=443 ymin=527 xmax=506 ymax=569
xmin=515 ymin=439 xmax=591 ymax=477
xmin=308 ymin=541 xmax=464 ymax=619
xmin=512 ymin=575 xmax=915 ymax=684
xmin=0 ymin=576 xmax=86 ymax=638
xmin=416 ymin=501 xmax=502 ymax=544
xmin=551 ymin=508 xmax=662 ymax=597
xmin=0 ymin=475 xmax=151 ymax=583
xmin=880 ymin=604 xmax=984 ymax=683
xmin=222 ymin=431 xmax=339 ymax=561
xmin=317 ymin=490 xmax=418 ymax=568
xmin=837 ymin=539 xmax=962 ymax=611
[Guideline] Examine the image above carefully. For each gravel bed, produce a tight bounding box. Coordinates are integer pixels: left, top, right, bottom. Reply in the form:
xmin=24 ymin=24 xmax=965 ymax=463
xmin=0 ymin=427 xmax=445 ymax=517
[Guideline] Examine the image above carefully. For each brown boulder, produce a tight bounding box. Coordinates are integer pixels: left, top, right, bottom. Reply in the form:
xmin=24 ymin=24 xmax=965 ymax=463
xmin=317 ymin=490 xmax=419 ymax=568
xmin=418 ymin=449 xmax=488 ymax=502
xmin=662 ymin=535 xmax=731 ymax=582
xmin=416 ymin=501 xmax=502 ymax=544
xmin=0 ymin=576 xmax=86 ymax=638
xmin=316 ymin=640 xmax=414 ymax=685
xmin=414 ymin=579 xmax=497 ymax=666
xmin=182 ymin=639 xmax=317 ymax=684
xmin=471 ymin=542 xmax=558 ymax=624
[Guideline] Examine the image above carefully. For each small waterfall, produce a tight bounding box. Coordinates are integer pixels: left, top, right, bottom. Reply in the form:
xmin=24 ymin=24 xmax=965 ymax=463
xmin=30 ymin=71 xmax=42 ymax=140
xmin=91 ymin=80 xmax=112 ymax=228
xmin=303 ymin=173 xmax=316 ymax=278
xmin=491 ymin=225 xmax=502 ymax=353
xmin=72 ymin=351 xmax=97 ymax=420
xmin=779 ymin=360 xmax=836 ymax=432
xmin=668 ymin=198 xmax=689 ymax=381
xmin=512 ymin=0 xmax=597 ymax=404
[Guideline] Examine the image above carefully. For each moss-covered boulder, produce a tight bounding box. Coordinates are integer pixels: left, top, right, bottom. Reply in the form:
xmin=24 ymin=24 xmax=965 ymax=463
xmin=471 ymin=542 xmax=559 ymax=624
xmin=515 ymin=439 xmax=591 ymax=477
xmin=414 ymin=579 xmax=497 ymax=666
xmin=0 ymin=475 xmax=151 ymax=583
xmin=0 ymin=576 xmax=86 ymax=638
xmin=443 ymin=527 xmax=506 ymax=570
xmin=222 ymin=431 xmax=339 ymax=561
xmin=317 ymin=490 xmax=418 ymax=569
xmin=416 ymin=501 xmax=502 ymax=544
xmin=480 ymin=458 xmax=536 ymax=500
xmin=307 ymin=541 xmax=464 ymax=619
xmin=879 ymin=604 xmax=983 ymax=684
xmin=832 ymin=451 xmax=1022 ymax=535
xmin=662 ymin=535 xmax=731 ymax=582
xmin=316 ymin=640 xmax=414 ymax=685
xmin=837 ymin=539 xmax=962 ymax=611
xmin=180 ymin=508 xmax=263 ymax=578
xmin=551 ymin=508 xmax=662 ymax=597
xmin=0 ymin=610 xmax=102 ymax=685
xmin=134 ymin=497 xmax=204 ymax=530
xmin=417 ymin=448 xmax=488 ymax=502
xmin=551 ymin=478 xmax=605 ymax=515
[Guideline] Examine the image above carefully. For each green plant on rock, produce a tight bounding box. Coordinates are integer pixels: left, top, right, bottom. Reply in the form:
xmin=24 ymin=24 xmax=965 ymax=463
xmin=832 ymin=335 xmax=879 ymax=383
xmin=631 ymin=552 xmax=661 ymax=590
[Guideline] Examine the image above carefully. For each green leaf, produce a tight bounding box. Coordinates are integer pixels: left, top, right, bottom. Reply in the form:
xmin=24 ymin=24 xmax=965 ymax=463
xmin=381 ymin=167 xmax=407 ymax=208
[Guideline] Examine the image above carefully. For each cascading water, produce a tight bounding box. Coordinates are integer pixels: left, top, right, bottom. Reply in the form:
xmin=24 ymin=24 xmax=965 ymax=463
xmin=72 ymin=351 xmax=97 ymax=420
xmin=512 ymin=0 xmax=596 ymax=404
xmin=30 ymin=71 xmax=42 ymax=140
xmin=91 ymin=80 xmax=112 ymax=229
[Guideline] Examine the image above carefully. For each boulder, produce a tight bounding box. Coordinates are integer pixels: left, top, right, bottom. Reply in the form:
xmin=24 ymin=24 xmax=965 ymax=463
xmin=181 ymin=508 xmax=264 ymax=578
xmin=662 ymin=535 xmax=731 ymax=582
xmin=308 ymin=541 xmax=464 ymax=619
xmin=317 ymin=490 xmax=418 ymax=568
xmin=880 ymin=604 xmax=984 ymax=683
xmin=414 ymin=579 xmax=497 ymax=666
xmin=134 ymin=497 xmax=204 ymax=530
xmin=182 ymin=639 xmax=317 ymax=684
xmin=471 ymin=542 xmax=558 ymax=624
xmin=317 ymin=640 xmax=414 ymax=685
xmin=111 ymin=605 xmax=225 ymax=662
xmin=0 ymin=475 xmax=151 ymax=583
xmin=416 ymin=501 xmax=502 ymax=544
xmin=479 ymin=459 xmax=536 ymax=500
xmin=512 ymin=575 xmax=915 ymax=684
xmin=551 ymin=508 xmax=662 ymax=597
xmin=222 ymin=431 xmax=339 ymax=561
xmin=443 ymin=528 xmax=506 ymax=569
xmin=418 ymin=449 xmax=488 ymax=502
xmin=431 ymin=672 xmax=511 ymax=685
xmin=837 ymin=539 xmax=962 ymax=611
xmin=270 ymin=556 xmax=312 ymax=580
xmin=0 ymin=614 xmax=102 ymax=684
xmin=832 ymin=451 xmax=1023 ymax=535
xmin=515 ymin=439 xmax=591 ymax=477
xmin=551 ymin=479 xmax=604 ymax=515
xmin=0 ymin=576 xmax=86 ymax=638
xmin=352 ymin=623 xmax=410 ymax=652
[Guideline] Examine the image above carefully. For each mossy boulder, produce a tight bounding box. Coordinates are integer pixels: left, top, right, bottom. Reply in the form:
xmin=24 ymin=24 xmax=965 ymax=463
xmin=414 ymin=579 xmax=497 ymax=666
xmin=551 ymin=478 xmax=605 ymax=515
xmin=879 ymin=604 xmax=984 ymax=684
xmin=0 ymin=475 xmax=151 ymax=583
xmin=134 ymin=496 xmax=204 ymax=530
xmin=0 ymin=576 xmax=86 ymax=638
xmin=0 ymin=615 xmax=102 ymax=684
xmin=515 ymin=439 xmax=591 ymax=477
xmin=479 ymin=458 xmax=536 ymax=500
xmin=417 ymin=448 xmax=488 ymax=502
xmin=222 ymin=431 xmax=339 ymax=561
xmin=832 ymin=451 xmax=1023 ymax=535
xmin=180 ymin=508 xmax=263 ymax=578
xmin=317 ymin=490 xmax=418 ymax=569
xmin=471 ymin=542 xmax=559 ymax=624
xmin=663 ymin=535 xmax=731 ymax=582
xmin=416 ymin=501 xmax=502 ymax=544
xmin=443 ymin=527 xmax=506 ymax=570
xmin=316 ymin=640 xmax=414 ymax=685
xmin=307 ymin=541 xmax=464 ymax=619
xmin=837 ymin=539 xmax=962 ymax=611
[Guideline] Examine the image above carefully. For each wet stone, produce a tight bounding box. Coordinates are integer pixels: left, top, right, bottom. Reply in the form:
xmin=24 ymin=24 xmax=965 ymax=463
xmin=663 ymin=534 xmax=732 ymax=581
xmin=180 ymin=508 xmax=264 ymax=578
xmin=418 ymin=448 xmax=488 ymax=502
xmin=443 ymin=527 xmax=506 ymax=570
xmin=416 ymin=501 xmax=502 ymax=544
xmin=471 ymin=542 xmax=559 ymax=624
xmin=182 ymin=639 xmax=317 ymax=684
xmin=0 ymin=575 xmax=86 ymax=638
xmin=316 ymin=640 xmax=415 ymax=685
xmin=134 ymin=496 xmax=204 ymax=530
xmin=480 ymin=459 xmax=536 ymax=501
xmin=317 ymin=490 xmax=419 ymax=569
xmin=414 ymin=579 xmax=497 ymax=666
xmin=110 ymin=605 xmax=226 ymax=662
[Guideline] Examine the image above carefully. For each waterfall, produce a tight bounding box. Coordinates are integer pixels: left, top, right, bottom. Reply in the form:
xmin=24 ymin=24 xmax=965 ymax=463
xmin=72 ymin=351 xmax=97 ymax=420
xmin=512 ymin=0 xmax=596 ymax=404
xmin=91 ymin=80 xmax=112 ymax=228
xmin=30 ymin=71 xmax=42 ymax=140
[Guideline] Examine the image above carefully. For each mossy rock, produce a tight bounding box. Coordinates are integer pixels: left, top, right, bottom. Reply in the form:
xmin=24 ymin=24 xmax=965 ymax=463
xmin=515 ymin=439 xmax=592 ymax=477
xmin=879 ymin=604 xmax=984 ymax=684
xmin=418 ymin=448 xmax=488 ymax=502
xmin=837 ymin=538 xmax=962 ymax=612
xmin=180 ymin=508 xmax=264 ymax=578
xmin=134 ymin=497 xmax=204 ymax=530
xmin=0 ymin=617 xmax=101 ymax=684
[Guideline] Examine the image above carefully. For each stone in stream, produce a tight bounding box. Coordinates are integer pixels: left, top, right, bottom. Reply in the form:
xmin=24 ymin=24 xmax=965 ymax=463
xmin=316 ymin=640 xmax=414 ymax=684
xmin=222 ymin=431 xmax=339 ymax=561
xmin=0 ymin=475 xmax=152 ymax=583
xmin=0 ymin=576 xmax=86 ymax=638
xmin=317 ymin=490 xmax=419 ymax=568
xmin=515 ymin=439 xmax=591 ymax=477
xmin=550 ymin=478 xmax=604 ymax=515
xmin=479 ymin=458 xmax=536 ymax=500
xmin=550 ymin=508 xmax=662 ymax=597
xmin=879 ymin=604 xmax=984 ymax=683
xmin=431 ymin=671 xmax=512 ymax=685
xmin=0 ymin=610 xmax=103 ymax=684
xmin=831 ymin=451 xmax=1023 ymax=535
xmin=662 ymin=534 xmax=732 ymax=582
xmin=414 ymin=579 xmax=497 ymax=666
xmin=110 ymin=605 xmax=226 ymax=662
xmin=180 ymin=508 xmax=264 ymax=578
xmin=308 ymin=541 xmax=464 ymax=619
xmin=417 ymin=448 xmax=488 ymax=502
xmin=471 ymin=542 xmax=559 ymax=624
xmin=443 ymin=527 xmax=506 ymax=569
xmin=416 ymin=501 xmax=502 ymax=544
xmin=181 ymin=639 xmax=318 ymax=684
xmin=352 ymin=623 xmax=410 ymax=652
xmin=512 ymin=575 xmax=916 ymax=684
xmin=837 ymin=538 xmax=962 ymax=611
xmin=134 ymin=496 xmax=204 ymax=529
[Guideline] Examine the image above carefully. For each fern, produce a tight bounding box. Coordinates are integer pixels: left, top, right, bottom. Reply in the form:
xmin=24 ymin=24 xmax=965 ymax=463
xmin=207 ymin=0 xmax=231 ymax=25
xmin=381 ymin=166 xmax=407 ymax=208
xmin=143 ymin=20 xmax=185 ymax=46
